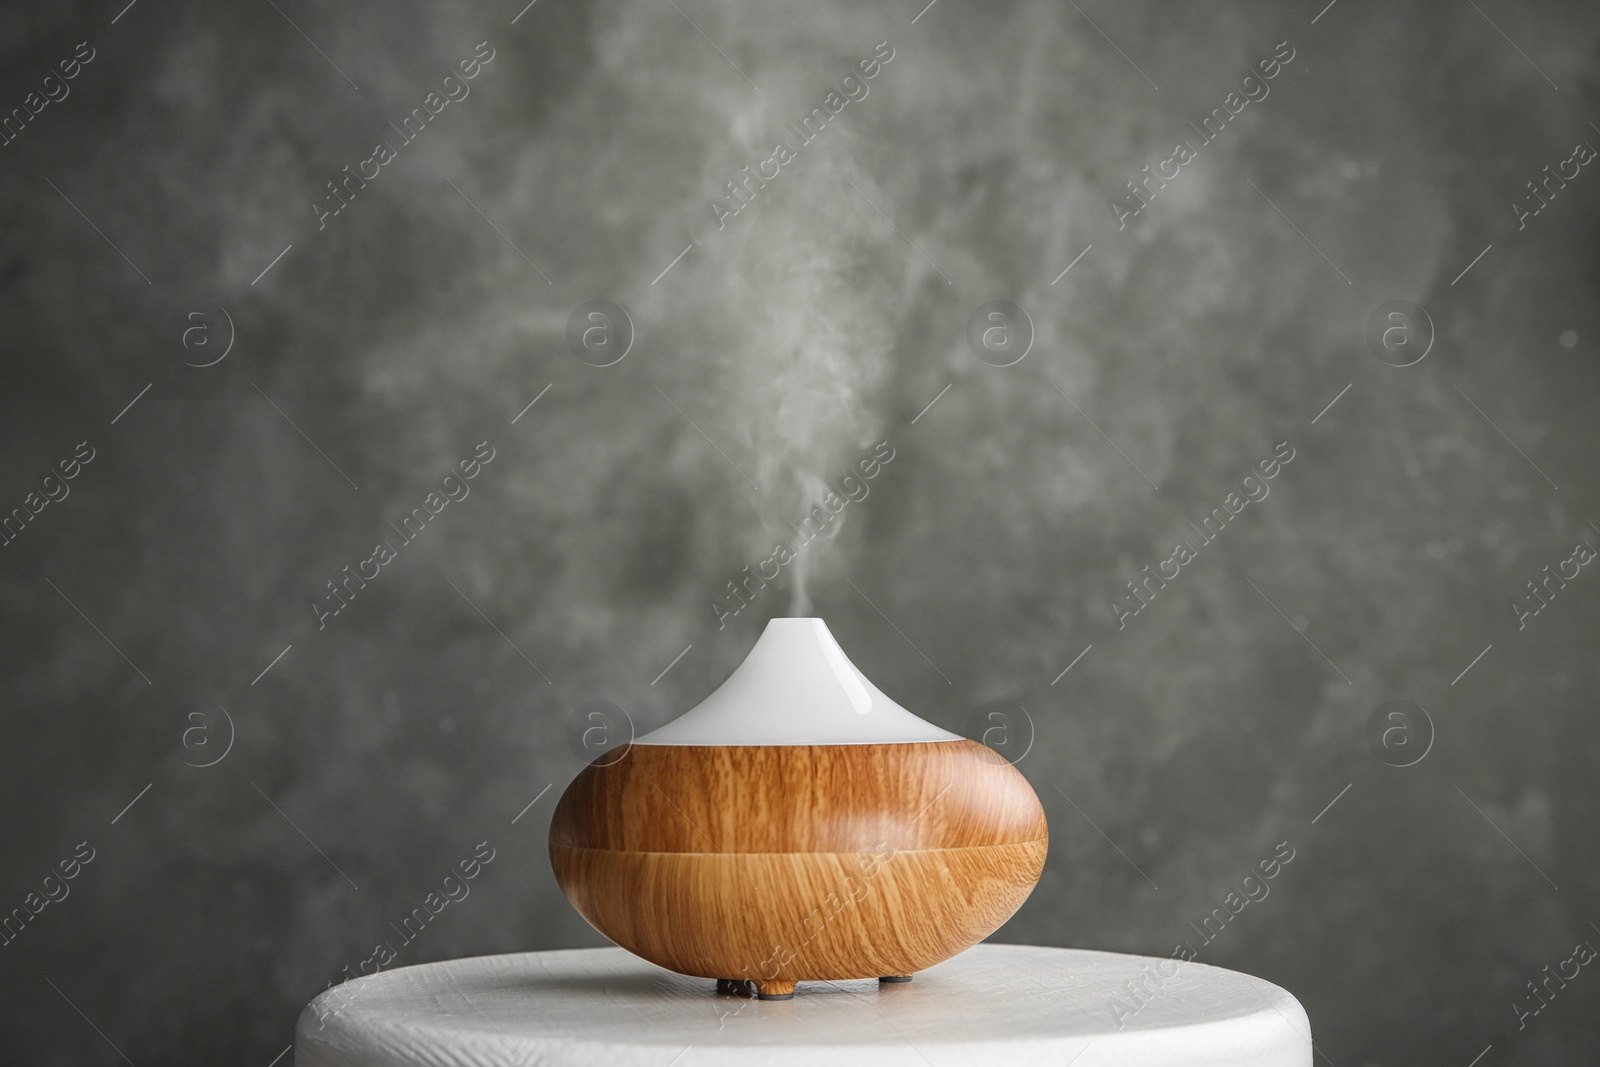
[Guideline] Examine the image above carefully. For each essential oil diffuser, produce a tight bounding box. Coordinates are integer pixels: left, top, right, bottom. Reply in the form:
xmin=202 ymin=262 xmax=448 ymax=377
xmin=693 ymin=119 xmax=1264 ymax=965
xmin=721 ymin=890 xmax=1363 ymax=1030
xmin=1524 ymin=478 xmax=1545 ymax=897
xmin=549 ymin=617 xmax=1048 ymax=999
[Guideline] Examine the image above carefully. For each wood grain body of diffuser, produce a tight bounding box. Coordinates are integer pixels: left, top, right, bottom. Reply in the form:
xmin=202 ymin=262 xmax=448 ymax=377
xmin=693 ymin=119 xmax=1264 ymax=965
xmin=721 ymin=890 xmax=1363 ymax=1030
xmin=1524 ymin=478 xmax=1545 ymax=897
xmin=550 ymin=618 xmax=1048 ymax=1000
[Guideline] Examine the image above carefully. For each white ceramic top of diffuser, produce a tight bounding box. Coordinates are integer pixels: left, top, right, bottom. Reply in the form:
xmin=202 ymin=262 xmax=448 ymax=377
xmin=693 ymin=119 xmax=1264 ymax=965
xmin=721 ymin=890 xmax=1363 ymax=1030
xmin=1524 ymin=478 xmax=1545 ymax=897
xmin=635 ymin=618 xmax=963 ymax=746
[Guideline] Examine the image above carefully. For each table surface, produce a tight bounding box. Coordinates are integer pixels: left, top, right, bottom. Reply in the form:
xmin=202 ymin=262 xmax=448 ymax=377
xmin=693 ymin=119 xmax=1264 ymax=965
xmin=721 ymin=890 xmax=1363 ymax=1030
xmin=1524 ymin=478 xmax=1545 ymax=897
xmin=296 ymin=944 xmax=1313 ymax=1067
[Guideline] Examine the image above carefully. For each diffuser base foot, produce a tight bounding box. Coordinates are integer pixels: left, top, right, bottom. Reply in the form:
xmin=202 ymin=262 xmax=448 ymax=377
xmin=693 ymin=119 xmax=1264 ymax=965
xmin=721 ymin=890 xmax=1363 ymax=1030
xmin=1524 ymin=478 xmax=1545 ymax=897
xmin=879 ymin=975 xmax=913 ymax=983
xmin=754 ymin=979 xmax=796 ymax=1000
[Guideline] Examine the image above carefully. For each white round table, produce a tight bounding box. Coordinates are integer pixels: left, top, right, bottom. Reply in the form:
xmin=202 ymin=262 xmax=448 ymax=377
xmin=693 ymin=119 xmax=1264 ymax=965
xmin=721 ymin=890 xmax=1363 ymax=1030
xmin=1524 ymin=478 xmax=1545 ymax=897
xmin=296 ymin=944 xmax=1312 ymax=1066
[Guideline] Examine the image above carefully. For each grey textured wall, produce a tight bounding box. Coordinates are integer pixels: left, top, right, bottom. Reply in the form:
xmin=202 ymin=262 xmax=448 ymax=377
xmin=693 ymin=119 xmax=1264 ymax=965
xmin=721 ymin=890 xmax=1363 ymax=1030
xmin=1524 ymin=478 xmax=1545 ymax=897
xmin=1 ymin=0 xmax=1598 ymax=1063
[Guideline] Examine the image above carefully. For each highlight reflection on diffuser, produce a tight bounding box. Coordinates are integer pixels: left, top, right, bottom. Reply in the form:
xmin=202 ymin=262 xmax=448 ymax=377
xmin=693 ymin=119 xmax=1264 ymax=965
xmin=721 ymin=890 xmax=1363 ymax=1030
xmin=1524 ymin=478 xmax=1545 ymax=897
xmin=550 ymin=617 xmax=1048 ymax=999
